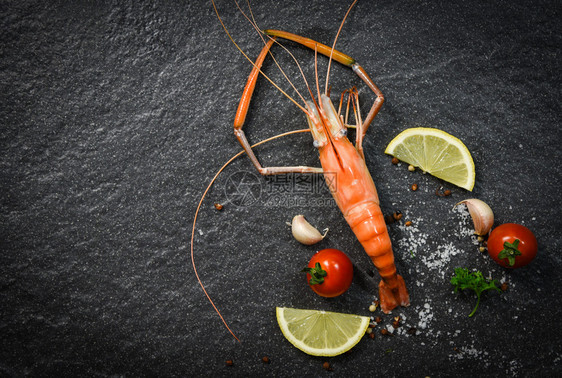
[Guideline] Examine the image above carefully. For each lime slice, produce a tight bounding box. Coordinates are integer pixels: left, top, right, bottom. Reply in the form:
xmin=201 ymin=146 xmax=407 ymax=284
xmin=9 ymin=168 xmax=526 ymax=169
xmin=385 ymin=127 xmax=476 ymax=191
xmin=276 ymin=307 xmax=370 ymax=356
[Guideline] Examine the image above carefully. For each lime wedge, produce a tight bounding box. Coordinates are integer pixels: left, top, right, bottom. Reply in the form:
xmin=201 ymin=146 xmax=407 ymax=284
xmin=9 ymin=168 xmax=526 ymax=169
xmin=276 ymin=307 xmax=370 ymax=356
xmin=385 ymin=127 xmax=476 ymax=191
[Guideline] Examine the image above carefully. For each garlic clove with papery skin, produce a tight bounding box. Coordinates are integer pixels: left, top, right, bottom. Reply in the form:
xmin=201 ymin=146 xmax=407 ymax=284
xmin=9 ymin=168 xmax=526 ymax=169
xmin=290 ymin=215 xmax=328 ymax=245
xmin=455 ymin=199 xmax=494 ymax=236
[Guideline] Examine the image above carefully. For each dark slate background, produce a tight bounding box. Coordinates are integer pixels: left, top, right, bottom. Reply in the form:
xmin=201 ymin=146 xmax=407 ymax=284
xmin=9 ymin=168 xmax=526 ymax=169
xmin=2 ymin=0 xmax=561 ymax=376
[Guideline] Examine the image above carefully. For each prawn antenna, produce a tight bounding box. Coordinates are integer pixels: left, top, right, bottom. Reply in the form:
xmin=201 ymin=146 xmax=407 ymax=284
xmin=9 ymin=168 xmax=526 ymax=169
xmin=314 ymin=46 xmax=322 ymax=107
xmin=211 ymin=0 xmax=308 ymax=114
xmin=235 ymin=0 xmax=311 ymax=108
xmin=191 ymin=129 xmax=310 ymax=342
xmin=325 ymin=0 xmax=359 ymax=95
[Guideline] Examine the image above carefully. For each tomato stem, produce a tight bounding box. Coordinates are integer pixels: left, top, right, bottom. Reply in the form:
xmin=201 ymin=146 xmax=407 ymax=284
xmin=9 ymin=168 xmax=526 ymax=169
xmin=498 ymin=239 xmax=522 ymax=266
xmin=302 ymin=262 xmax=328 ymax=285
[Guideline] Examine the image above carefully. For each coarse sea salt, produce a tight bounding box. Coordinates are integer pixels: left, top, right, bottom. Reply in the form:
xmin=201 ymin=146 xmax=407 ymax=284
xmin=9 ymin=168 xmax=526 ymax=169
xmin=396 ymin=215 xmax=429 ymax=257
xmin=452 ymin=203 xmax=478 ymax=240
xmin=419 ymin=241 xmax=462 ymax=279
xmin=449 ymin=345 xmax=490 ymax=366
xmin=396 ymin=207 xmax=478 ymax=281
xmin=508 ymin=360 xmax=523 ymax=375
xmin=379 ymin=203 xmax=494 ymax=340
xmin=417 ymin=302 xmax=433 ymax=329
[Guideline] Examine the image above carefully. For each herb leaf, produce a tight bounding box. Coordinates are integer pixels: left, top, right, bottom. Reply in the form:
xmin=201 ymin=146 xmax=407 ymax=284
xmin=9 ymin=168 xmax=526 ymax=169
xmin=451 ymin=268 xmax=501 ymax=317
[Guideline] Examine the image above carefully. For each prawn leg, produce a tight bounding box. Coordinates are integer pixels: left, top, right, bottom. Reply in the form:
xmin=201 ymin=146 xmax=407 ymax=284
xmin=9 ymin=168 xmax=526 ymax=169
xmin=234 ymin=38 xmax=323 ymax=176
xmin=263 ymin=29 xmax=384 ymax=152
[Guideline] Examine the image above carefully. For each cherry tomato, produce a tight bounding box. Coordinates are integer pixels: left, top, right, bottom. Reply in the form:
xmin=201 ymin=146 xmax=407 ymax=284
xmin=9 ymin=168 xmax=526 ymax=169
xmin=487 ymin=223 xmax=538 ymax=268
xmin=303 ymin=248 xmax=353 ymax=297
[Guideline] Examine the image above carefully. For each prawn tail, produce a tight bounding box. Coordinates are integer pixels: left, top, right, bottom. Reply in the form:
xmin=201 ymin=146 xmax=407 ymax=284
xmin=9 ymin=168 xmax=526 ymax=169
xmin=346 ymin=201 xmax=410 ymax=313
xmin=367 ymin=238 xmax=410 ymax=313
xmin=378 ymin=274 xmax=410 ymax=314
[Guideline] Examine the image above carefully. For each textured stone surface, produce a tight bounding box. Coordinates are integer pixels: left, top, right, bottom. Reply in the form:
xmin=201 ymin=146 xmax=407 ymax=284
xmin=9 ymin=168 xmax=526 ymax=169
xmin=1 ymin=0 xmax=561 ymax=376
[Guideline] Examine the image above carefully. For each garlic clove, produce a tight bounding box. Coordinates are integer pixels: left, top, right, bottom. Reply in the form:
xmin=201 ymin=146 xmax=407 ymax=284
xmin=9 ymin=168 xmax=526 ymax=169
xmin=455 ymin=199 xmax=494 ymax=236
xmin=290 ymin=215 xmax=328 ymax=245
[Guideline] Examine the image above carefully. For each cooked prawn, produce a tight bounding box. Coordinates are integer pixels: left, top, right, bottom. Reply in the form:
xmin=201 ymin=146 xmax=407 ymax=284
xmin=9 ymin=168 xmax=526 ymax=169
xmin=198 ymin=0 xmax=410 ymax=339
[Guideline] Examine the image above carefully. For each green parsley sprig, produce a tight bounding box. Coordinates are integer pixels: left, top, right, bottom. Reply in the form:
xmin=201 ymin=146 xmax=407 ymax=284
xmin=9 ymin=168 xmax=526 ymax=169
xmin=451 ymin=268 xmax=501 ymax=317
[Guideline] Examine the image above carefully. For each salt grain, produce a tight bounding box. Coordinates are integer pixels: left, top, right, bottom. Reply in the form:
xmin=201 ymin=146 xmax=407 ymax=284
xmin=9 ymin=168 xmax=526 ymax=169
xmin=452 ymin=204 xmax=475 ymax=239
xmin=396 ymin=215 xmax=429 ymax=257
xmin=419 ymin=242 xmax=462 ymax=278
xmin=449 ymin=345 xmax=490 ymax=367
xmin=418 ymin=303 xmax=433 ymax=329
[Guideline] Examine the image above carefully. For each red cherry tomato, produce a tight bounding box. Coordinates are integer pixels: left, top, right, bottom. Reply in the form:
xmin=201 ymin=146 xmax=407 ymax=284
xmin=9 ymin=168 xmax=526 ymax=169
xmin=487 ymin=223 xmax=537 ymax=268
xmin=303 ymin=248 xmax=353 ymax=297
